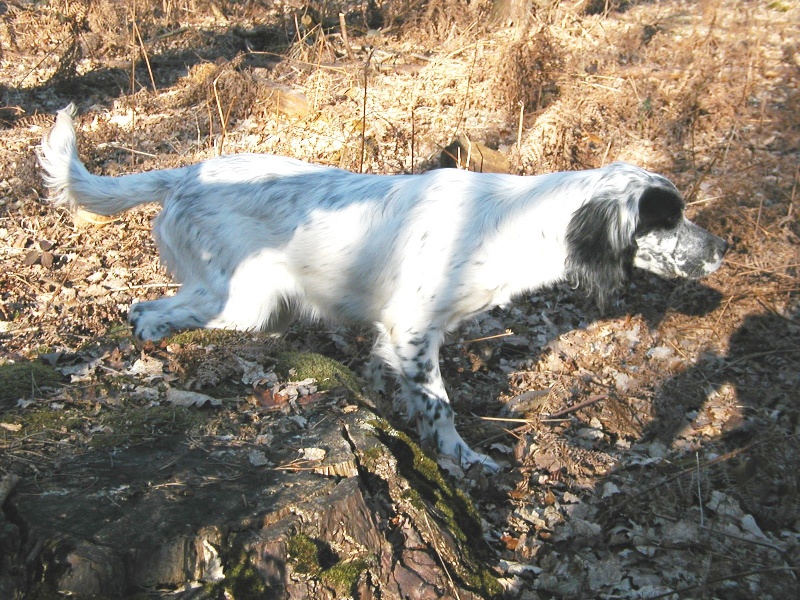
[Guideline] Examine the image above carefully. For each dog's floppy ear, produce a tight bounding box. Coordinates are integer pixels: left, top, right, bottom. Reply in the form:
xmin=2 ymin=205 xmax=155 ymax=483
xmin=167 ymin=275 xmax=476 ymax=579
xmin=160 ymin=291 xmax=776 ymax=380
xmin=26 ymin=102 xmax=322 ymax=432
xmin=636 ymin=185 xmax=684 ymax=231
xmin=565 ymin=196 xmax=638 ymax=311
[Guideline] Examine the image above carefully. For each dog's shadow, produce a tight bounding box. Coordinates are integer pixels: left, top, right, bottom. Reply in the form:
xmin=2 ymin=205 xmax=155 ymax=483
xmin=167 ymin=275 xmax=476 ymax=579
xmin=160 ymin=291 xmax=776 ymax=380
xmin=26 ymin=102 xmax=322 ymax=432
xmin=442 ymin=274 xmax=724 ymax=413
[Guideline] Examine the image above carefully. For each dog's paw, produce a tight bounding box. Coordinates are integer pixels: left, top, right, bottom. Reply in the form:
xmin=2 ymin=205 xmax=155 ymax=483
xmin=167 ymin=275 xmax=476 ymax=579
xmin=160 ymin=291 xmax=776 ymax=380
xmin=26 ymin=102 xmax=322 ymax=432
xmin=433 ymin=426 xmax=500 ymax=473
xmin=457 ymin=444 xmax=500 ymax=473
xmin=128 ymin=305 xmax=171 ymax=341
xmin=364 ymin=359 xmax=388 ymax=394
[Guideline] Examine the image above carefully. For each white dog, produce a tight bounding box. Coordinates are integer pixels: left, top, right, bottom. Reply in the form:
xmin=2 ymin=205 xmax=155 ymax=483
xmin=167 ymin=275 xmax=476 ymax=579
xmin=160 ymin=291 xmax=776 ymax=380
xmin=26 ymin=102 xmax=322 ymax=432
xmin=39 ymin=104 xmax=728 ymax=472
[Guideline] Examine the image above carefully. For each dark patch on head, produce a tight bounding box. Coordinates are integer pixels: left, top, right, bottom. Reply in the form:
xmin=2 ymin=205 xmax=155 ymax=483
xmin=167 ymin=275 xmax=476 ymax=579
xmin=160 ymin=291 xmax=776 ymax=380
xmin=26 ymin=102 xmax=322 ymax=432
xmin=637 ymin=186 xmax=684 ymax=233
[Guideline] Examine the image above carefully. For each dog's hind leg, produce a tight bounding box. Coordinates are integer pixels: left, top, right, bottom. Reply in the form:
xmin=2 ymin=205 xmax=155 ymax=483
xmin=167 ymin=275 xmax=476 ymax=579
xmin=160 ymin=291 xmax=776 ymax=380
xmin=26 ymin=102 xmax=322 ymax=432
xmin=377 ymin=329 xmax=499 ymax=472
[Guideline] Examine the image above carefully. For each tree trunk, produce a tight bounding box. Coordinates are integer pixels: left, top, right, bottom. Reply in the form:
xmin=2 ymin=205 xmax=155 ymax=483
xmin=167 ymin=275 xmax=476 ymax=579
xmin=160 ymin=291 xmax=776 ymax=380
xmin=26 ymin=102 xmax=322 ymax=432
xmin=1 ymin=408 xmax=501 ymax=599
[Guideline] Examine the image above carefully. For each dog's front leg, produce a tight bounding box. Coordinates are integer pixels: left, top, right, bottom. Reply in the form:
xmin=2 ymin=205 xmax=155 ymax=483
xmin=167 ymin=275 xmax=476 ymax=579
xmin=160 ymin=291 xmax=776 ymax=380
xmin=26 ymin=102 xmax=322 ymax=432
xmin=387 ymin=332 xmax=499 ymax=473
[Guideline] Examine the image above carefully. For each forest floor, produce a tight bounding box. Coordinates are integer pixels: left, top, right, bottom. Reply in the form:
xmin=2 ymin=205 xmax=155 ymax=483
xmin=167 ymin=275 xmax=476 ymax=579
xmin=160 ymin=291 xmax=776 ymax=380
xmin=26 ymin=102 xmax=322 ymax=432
xmin=0 ymin=0 xmax=798 ymax=598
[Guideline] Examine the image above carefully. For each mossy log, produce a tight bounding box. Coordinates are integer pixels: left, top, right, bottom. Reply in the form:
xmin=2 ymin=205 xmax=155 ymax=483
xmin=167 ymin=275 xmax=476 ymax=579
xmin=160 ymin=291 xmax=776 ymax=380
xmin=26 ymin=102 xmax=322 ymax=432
xmin=2 ymin=400 xmax=500 ymax=599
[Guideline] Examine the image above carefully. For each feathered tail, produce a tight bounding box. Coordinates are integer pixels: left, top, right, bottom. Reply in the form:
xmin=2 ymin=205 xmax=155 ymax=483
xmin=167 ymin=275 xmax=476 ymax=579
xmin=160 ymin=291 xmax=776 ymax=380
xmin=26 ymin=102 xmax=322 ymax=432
xmin=38 ymin=103 xmax=183 ymax=215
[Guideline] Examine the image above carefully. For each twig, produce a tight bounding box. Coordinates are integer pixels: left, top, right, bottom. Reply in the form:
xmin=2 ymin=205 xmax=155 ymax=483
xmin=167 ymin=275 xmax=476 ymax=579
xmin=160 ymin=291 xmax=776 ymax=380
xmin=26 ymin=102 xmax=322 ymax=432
xmin=711 ymin=294 xmax=735 ymax=338
xmin=423 ymin=512 xmax=462 ymax=600
xmin=516 ymin=101 xmax=524 ymax=171
xmin=359 ymin=48 xmax=375 ymax=173
xmin=478 ymin=416 xmax=535 ymax=424
xmin=454 ymin=44 xmax=479 ymax=136
xmin=707 ymin=347 xmax=800 ymax=378
xmin=686 ymin=195 xmax=725 ymax=206
xmin=102 ymin=143 xmax=158 ymax=158
xmin=444 ymin=331 xmax=514 ymax=347
xmin=696 ymin=451 xmax=704 ymax=527
xmin=648 ymin=566 xmax=798 ymax=600
xmin=545 ymin=394 xmax=607 ymax=419
xmin=410 ymin=104 xmax=415 ymax=174
xmin=755 ymin=193 xmax=765 ymax=240
xmin=338 ymin=13 xmax=355 ymax=61
xmin=787 ymin=162 xmax=798 ymax=219
xmin=15 ymin=34 xmax=71 ymax=89
xmin=108 ymin=283 xmax=182 ymax=292
xmin=212 ymin=77 xmax=235 ymax=155
xmin=700 ymin=525 xmax=787 ymax=555
xmin=132 ymin=14 xmax=157 ymax=93
xmin=611 ymin=440 xmax=763 ymax=512
xmin=129 ymin=0 xmax=137 ymax=95
xmin=725 ymin=259 xmax=798 ymax=280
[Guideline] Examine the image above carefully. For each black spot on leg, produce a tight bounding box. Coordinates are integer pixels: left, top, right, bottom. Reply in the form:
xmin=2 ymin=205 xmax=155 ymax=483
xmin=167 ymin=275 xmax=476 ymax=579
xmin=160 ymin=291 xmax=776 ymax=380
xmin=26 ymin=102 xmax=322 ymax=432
xmin=409 ymin=335 xmax=427 ymax=347
xmin=411 ymin=359 xmax=434 ymax=383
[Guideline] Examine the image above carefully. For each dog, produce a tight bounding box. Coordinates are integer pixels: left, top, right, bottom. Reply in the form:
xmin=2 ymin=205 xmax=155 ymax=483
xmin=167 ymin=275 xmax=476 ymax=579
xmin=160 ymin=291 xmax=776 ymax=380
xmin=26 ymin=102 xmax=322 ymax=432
xmin=39 ymin=104 xmax=728 ymax=472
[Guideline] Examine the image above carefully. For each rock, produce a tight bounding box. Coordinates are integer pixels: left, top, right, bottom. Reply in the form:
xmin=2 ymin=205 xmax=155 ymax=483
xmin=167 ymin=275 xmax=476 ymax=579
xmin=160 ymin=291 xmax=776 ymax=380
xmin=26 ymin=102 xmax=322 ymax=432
xmin=72 ymin=208 xmax=117 ymax=228
xmin=440 ymin=136 xmax=511 ymax=173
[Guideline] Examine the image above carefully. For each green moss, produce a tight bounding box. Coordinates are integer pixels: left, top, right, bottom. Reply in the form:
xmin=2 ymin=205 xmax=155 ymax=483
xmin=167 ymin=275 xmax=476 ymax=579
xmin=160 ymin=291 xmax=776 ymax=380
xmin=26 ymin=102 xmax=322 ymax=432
xmin=222 ymin=553 xmax=268 ymax=600
xmin=0 ymin=361 xmax=63 ymax=402
xmin=360 ymin=445 xmax=385 ymax=471
xmin=286 ymin=532 xmax=370 ymax=594
xmin=368 ymin=418 xmax=502 ymax=598
xmin=767 ymin=1 xmax=791 ymax=11
xmin=165 ymin=328 xmax=247 ymax=346
xmin=208 ymin=550 xmax=268 ymax=600
xmin=275 ymin=351 xmax=360 ymax=392
xmin=2 ymin=402 xmax=211 ymax=451
xmin=320 ymin=558 xmax=370 ymax=596
xmin=2 ymin=406 xmax=83 ymax=439
xmin=286 ymin=532 xmax=321 ymax=575
xmin=90 ymin=405 xmax=208 ymax=449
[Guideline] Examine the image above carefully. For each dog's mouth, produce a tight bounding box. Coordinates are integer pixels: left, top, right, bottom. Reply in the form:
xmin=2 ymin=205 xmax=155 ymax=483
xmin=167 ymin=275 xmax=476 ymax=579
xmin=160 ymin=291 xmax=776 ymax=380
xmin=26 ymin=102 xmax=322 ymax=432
xmin=634 ymin=219 xmax=729 ymax=279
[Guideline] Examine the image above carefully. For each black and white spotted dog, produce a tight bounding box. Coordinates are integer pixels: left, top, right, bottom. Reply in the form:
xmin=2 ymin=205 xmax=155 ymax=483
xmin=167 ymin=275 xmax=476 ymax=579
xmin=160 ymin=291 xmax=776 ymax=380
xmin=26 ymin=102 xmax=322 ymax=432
xmin=39 ymin=104 xmax=728 ymax=472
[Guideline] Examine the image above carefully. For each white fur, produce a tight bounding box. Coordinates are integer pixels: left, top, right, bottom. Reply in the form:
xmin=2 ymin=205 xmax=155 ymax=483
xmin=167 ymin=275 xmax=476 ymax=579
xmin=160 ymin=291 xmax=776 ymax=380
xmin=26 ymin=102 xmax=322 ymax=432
xmin=39 ymin=104 xmax=727 ymax=472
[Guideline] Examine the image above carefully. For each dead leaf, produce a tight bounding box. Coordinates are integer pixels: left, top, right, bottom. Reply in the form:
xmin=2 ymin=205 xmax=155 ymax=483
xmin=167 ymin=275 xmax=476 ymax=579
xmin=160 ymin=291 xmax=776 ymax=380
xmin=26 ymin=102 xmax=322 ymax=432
xmin=251 ymin=386 xmax=290 ymax=411
xmin=127 ymin=356 xmax=165 ymax=380
xmin=166 ymin=388 xmax=222 ymax=408
xmin=299 ymin=447 xmax=326 ymax=461
xmin=248 ymin=449 xmax=271 ymax=467
xmin=500 ymin=534 xmax=519 ymax=550
xmin=57 ymin=357 xmax=103 ymax=382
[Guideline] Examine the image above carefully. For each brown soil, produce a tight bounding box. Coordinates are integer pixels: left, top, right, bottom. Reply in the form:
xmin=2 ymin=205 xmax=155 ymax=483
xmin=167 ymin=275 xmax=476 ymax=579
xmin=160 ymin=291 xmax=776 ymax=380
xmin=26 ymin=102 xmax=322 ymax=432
xmin=1 ymin=1 xmax=798 ymax=598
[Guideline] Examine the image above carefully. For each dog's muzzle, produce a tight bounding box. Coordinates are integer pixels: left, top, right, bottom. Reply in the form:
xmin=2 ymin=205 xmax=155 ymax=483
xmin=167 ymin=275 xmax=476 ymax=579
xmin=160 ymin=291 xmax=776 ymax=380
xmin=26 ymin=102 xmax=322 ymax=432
xmin=634 ymin=219 xmax=729 ymax=279
xmin=673 ymin=220 xmax=729 ymax=278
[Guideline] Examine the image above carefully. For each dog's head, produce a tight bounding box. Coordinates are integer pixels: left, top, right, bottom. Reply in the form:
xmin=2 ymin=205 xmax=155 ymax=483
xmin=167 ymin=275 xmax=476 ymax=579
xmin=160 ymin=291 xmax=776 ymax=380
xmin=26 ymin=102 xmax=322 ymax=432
xmin=565 ymin=163 xmax=728 ymax=310
xmin=632 ymin=185 xmax=728 ymax=279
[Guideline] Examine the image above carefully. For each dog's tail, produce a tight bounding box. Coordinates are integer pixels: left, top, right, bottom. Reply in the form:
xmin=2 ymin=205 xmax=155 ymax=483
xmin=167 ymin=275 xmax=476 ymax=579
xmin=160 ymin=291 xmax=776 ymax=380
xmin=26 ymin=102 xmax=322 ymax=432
xmin=38 ymin=103 xmax=182 ymax=215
